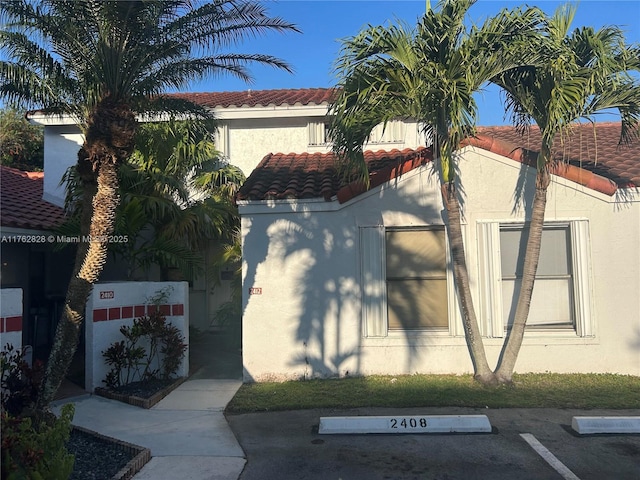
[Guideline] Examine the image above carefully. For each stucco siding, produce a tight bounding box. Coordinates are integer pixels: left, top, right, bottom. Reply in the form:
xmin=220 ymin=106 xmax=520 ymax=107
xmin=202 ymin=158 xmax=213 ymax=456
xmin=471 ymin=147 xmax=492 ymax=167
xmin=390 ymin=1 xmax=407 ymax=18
xmin=241 ymin=147 xmax=640 ymax=381
xmin=43 ymin=126 xmax=84 ymax=207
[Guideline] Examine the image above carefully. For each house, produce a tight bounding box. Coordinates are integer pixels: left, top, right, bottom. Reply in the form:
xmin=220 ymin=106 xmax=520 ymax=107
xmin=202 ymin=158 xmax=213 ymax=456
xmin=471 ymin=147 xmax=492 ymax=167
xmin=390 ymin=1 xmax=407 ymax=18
xmin=0 ymin=166 xmax=74 ymax=358
xmin=25 ymin=88 xmax=425 ymax=333
xmin=235 ymin=122 xmax=640 ymax=381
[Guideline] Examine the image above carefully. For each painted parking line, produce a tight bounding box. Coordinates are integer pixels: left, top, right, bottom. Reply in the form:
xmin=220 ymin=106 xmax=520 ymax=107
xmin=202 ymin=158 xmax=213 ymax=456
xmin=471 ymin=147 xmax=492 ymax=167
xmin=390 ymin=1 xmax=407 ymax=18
xmin=520 ymin=433 xmax=581 ymax=480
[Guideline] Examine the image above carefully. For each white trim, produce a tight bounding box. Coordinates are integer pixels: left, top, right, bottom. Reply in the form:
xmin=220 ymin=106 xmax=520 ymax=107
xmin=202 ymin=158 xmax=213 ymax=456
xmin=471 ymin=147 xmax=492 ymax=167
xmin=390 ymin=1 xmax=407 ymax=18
xmin=360 ymin=226 xmax=387 ymax=337
xmin=476 ymin=221 xmax=504 ymax=338
xmin=215 ymin=123 xmax=230 ymax=158
xmin=571 ymin=219 xmax=595 ymax=337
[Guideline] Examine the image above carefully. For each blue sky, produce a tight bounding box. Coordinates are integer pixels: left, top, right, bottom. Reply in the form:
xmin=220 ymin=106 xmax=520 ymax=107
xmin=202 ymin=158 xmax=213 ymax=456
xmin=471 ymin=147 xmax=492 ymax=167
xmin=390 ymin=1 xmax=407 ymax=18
xmin=188 ymin=0 xmax=640 ymax=126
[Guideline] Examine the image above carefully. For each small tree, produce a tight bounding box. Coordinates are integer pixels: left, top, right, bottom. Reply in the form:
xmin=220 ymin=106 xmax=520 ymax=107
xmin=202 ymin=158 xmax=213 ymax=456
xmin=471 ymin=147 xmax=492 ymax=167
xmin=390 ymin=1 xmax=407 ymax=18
xmin=0 ymin=108 xmax=43 ymax=171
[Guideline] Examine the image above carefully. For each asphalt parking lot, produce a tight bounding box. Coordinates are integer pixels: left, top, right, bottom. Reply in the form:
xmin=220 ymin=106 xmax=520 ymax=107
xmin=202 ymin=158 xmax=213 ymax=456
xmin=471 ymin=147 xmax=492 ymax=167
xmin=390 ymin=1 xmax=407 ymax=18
xmin=226 ymin=407 xmax=640 ymax=480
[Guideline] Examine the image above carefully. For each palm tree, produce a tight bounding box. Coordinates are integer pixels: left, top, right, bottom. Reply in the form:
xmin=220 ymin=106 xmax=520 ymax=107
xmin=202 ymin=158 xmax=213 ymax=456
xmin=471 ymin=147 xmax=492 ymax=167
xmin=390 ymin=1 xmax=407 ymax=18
xmin=329 ymin=0 xmax=545 ymax=385
xmin=491 ymin=4 xmax=640 ymax=383
xmin=0 ymin=0 xmax=297 ymax=409
xmin=117 ymin=119 xmax=244 ymax=281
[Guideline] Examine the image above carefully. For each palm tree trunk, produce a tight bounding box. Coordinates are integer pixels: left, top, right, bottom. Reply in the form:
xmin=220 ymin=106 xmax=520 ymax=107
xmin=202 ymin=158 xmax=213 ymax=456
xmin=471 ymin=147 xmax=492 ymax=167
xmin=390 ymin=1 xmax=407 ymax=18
xmin=494 ymin=151 xmax=551 ymax=383
xmin=36 ymin=161 xmax=121 ymax=409
xmin=441 ymin=183 xmax=496 ymax=385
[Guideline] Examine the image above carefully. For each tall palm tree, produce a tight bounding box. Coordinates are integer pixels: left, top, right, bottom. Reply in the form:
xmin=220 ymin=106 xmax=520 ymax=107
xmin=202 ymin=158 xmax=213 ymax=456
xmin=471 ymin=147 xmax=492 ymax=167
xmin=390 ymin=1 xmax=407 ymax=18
xmin=0 ymin=0 xmax=297 ymax=409
xmin=491 ymin=4 xmax=640 ymax=383
xmin=329 ymin=0 xmax=545 ymax=385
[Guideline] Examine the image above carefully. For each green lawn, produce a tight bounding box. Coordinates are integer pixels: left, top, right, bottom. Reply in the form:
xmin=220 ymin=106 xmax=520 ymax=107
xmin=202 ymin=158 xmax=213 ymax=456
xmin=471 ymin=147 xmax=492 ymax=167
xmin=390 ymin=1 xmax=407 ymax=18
xmin=225 ymin=373 xmax=640 ymax=413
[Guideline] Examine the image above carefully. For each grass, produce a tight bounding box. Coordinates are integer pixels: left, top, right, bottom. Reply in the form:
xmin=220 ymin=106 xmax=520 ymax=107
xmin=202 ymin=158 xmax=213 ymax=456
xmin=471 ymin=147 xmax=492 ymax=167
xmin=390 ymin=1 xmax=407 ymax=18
xmin=225 ymin=373 xmax=640 ymax=414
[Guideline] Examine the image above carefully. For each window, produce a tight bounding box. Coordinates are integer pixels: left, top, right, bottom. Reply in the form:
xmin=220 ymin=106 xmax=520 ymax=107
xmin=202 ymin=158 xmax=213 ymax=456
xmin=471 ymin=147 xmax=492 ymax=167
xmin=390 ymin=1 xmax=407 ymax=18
xmin=308 ymin=121 xmax=330 ymax=146
xmin=500 ymin=224 xmax=574 ymax=329
xmin=477 ymin=220 xmax=593 ymax=338
xmin=361 ymin=226 xmax=458 ymax=338
xmin=214 ymin=123 xmax=229 ymax=159
xmin=385 ymin=228 xmax=448 ymax=330
xmin=368 ymin=120 xmax=405 ymax=144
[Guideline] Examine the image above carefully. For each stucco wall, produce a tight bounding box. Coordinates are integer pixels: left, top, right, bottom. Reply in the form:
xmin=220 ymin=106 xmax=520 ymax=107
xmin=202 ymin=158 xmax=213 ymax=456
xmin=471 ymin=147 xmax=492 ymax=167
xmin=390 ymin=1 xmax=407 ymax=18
xmin=85 ymin=281 xmax=189 ymax=391
xmin=43 ymin=126 xmax=84 ymax=207
xmin=240 ymin=147 xmax=640 ymax=381
xmin=1 ymin=288 xmax=23 ymax=351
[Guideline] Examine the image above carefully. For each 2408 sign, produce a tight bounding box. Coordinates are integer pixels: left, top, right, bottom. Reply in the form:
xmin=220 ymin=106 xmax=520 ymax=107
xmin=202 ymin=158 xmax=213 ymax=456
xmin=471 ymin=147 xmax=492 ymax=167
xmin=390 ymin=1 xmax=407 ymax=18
xmin=389 ymin=417 xmax=429 ymax=429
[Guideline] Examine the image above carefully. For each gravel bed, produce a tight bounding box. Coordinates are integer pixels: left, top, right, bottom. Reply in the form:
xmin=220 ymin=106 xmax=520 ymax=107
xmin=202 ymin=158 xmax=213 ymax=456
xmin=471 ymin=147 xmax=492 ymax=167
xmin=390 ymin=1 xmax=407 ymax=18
xmin=65 ymin=380 xmax=170 ymax=479
xmin=111 ymin=378 xmax=177 ymax=398
xmin=67 ymin=429 xmax=137 ymax=480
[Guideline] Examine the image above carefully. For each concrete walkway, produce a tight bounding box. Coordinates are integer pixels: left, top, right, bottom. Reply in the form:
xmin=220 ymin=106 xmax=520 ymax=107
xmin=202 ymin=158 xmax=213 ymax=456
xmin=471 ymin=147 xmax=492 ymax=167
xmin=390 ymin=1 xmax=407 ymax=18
xmin=52 ymin=379 xmax=245 ymax=480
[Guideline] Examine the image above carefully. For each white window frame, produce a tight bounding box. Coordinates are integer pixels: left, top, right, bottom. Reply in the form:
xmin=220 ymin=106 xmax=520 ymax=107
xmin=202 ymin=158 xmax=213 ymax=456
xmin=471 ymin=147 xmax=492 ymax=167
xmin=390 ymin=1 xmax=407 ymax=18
xmin=214 ymin=123 xmax=230 ymax=159
xmin=368 ymin=120 xmax=405 ymax=144
xmin=477 ymin=219 xmax=594 ymax=338
xmin=308 ymin=121 xmax=329 ymax=146
xmin=360 ymin=225 xmax=462 ymax=338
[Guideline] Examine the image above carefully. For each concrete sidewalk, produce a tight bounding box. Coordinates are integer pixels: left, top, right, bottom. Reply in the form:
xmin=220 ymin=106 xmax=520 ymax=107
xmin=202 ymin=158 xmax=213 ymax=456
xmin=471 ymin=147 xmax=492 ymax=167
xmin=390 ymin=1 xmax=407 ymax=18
xmin=52 ymin=379 xmax=245 ymax=480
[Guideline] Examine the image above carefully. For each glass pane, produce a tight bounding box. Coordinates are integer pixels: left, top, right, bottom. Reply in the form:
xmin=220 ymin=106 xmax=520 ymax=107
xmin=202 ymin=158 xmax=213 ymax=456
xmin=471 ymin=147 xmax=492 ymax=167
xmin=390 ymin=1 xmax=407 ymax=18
xmin=503 ymin=278 xmax=574 ymax=327
xmin=388 ymin=279 xmax=448 ymax=329
xmin=386 ymin=229 xmax=446 ymax=278
xmin=500 ymin=225 xmax=570 ymax=277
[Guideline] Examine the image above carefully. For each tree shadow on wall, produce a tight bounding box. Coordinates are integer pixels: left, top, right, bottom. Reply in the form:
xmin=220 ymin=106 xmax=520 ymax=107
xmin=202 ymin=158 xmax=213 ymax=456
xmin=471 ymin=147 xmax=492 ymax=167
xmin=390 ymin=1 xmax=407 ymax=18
xmin=242 ymin=164 xmax=449 ymax=380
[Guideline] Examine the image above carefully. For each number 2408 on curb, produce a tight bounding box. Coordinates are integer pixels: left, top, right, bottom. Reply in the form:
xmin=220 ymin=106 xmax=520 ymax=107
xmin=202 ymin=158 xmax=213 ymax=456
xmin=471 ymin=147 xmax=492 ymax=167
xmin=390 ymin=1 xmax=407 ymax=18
xmin=390 ymin=417 xmax=428 ymax=429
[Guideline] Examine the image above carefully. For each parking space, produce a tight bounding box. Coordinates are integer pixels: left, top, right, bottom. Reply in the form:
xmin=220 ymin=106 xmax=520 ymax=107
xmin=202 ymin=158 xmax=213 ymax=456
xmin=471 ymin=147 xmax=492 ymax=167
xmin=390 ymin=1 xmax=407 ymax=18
xmin=226 ymin=407 xmax=640 ymax=479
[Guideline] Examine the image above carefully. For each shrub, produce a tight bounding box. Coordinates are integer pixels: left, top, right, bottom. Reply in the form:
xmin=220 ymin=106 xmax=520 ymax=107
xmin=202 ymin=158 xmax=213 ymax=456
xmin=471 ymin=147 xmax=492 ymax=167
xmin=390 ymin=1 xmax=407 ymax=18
xmin=1 ymin=344 xmax=43 ymax=417
xmin=1 ymin=343 xmax=75 ymax=480
xmin=1 ymin=404 xmax=75 ymax=480
xmin=102 ymin=310 xmax=187 ymax=389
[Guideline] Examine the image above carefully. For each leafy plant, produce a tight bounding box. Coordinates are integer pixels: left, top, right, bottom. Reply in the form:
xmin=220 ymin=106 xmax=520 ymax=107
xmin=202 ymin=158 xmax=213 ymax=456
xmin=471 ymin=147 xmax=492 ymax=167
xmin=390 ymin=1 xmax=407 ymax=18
xmin=1 ymin=344 xmax=43 ymax=417
xmin=1 ymin=344 xmax=75 ymax=479
xmin=102 ymin=311 xmax=187 ymax=389
xmin=0 ymin=108 xmax=44 ymax=171
xmin=1 ymin=404 xmax=75 ymax=480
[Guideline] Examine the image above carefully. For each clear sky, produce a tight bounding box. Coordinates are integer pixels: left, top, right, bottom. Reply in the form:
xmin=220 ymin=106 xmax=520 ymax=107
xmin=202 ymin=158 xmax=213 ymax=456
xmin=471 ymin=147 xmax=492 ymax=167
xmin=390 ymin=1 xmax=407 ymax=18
xmin=187 ymin=0 xmax=640 ymax=126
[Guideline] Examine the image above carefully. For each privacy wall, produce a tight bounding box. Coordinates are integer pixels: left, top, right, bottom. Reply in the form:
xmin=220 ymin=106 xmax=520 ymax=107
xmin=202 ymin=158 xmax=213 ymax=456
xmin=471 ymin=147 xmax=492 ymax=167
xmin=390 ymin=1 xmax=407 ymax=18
xmin=85 ymin=281 xmax=189 ymax=391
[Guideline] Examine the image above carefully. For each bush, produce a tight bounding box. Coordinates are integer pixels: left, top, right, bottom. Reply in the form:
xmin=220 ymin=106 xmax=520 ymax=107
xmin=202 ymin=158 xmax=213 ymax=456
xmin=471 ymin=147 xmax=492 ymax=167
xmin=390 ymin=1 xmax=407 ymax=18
xmin=102 ymin=310 xmax=187 ymax=389
xmin=1 ymin=343 xmax=75 ymax=479
xmin=1 ymin=404 xmax=75 ymax=480
xmin=1 ymin=344 xmax=43 ymax=418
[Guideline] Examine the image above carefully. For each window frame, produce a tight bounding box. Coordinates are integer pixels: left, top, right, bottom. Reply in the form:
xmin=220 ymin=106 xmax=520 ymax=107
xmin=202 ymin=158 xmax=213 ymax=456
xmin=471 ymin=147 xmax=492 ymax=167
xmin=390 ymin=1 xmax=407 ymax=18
xmin=477 ymin=219 xmax=594 ymax=338
xmin=307 ymin=120 xmax=330 ymax=146
xmin=367 ymin=119 xmax=405 ymax=144
xmin=360 ymin=225 xmax=461 ymax=338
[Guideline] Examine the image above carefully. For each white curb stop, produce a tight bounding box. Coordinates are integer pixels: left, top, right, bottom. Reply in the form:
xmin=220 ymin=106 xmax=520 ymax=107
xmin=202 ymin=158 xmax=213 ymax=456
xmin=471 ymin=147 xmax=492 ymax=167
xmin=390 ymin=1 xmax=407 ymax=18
xmin=571 ymin=416 xmax=640 ymax=434
xmin=318 ymin=415 xmax=492 ymax=434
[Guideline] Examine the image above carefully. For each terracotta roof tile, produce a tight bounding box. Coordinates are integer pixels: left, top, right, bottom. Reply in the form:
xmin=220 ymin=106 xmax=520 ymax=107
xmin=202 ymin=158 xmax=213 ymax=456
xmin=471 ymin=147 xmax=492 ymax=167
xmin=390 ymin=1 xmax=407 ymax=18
xmin=0 ymin=166 xmax=67 ymax=230
xmin=170 ymin=87 xmax=336 ymax=109
xmin=236 ymin=148 xmax=433 ymax=203
xmin=236 ymin=122 xmax=639 ymax=204
xmin=473 ymin=122 xmax=640 ymax=189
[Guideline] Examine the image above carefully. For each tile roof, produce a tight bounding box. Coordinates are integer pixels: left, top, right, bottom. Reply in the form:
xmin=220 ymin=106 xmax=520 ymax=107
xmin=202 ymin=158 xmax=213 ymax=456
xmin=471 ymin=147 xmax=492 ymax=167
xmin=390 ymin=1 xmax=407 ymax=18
xmin=473 ymin=122 xmax=640 ymax=189
xmin=0 ymin=166 xmax=67 ymax=230
xmin=236 ymin=148 xmax=433 ymax=204
xmin=170 ymin=87 xmax=336 ymax=109
xmin=236 ymin=122 xmax=639 ymax=203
